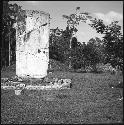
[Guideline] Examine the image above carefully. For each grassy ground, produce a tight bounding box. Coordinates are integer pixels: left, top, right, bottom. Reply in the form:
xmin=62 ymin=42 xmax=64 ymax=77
xmin=1 ymin=64 xmax=123 ymax=124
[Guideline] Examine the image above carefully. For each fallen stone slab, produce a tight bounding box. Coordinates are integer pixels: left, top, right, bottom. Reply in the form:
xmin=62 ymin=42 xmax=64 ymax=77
xmin=1 ymin=86 xmax=16 ymax=90
xmin=25 ymin=79 xmax=72 ymax=90
xmin=1 ymin=78 xmax=72 ymax=95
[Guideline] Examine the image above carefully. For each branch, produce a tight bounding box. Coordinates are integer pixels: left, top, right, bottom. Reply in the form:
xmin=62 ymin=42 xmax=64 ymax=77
xmin=62 ymin=15 xmax=70 ymax=19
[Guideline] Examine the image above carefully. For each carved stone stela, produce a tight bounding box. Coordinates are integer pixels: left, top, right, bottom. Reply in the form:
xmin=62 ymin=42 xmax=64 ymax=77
xmin=16 ymin=10 xmax=50 ymax=78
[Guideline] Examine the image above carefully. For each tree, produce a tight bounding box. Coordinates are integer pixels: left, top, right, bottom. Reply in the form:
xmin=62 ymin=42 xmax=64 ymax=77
xmin=71 ymin=37 xmax=78 ymax=49
xmin=71 ymin=42 xmax=84 ymax=70
xmin=89 ymin=18 xmax=123 ymax=71
xmin=2 ymin=1 xmax=15 ymax=66
xmin=71 ymin=36 xmax=106 ymax=72
xmin=49 ymin=27 xmax=70 ymax=63
xmin=86 ymin=37 xmax=105 ymax=71
xmin=62 ymin=7 xmax=92 ymax=69
xmin=2 ymin=1 xmax=25 ymax=67
xmin=103 ymin=22 xmax=123 ymax=66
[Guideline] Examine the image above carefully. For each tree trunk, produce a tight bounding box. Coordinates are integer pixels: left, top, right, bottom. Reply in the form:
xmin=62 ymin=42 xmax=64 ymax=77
xmin=69 ymin=35 xmax=72 ymax=69
xmin=9 ymin=28 xmax=11 ymax=66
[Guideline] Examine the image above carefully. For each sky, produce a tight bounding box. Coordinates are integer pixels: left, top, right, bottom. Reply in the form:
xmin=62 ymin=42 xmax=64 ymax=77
xmin=9 ymin=1 xmax=123 ymax=44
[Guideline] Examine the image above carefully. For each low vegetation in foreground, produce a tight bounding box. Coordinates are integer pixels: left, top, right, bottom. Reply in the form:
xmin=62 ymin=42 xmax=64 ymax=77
xmin=1 ymin=63 xmax=123 ymax=124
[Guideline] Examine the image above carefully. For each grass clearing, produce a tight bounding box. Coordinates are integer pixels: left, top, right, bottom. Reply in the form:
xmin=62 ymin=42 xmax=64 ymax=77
xmin=1 ymin=67 xmax=123 ymax=124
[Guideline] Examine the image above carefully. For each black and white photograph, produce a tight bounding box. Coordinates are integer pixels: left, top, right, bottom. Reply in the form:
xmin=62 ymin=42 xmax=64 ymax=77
xmin=1 ymin=1 xmax=123 ymax=124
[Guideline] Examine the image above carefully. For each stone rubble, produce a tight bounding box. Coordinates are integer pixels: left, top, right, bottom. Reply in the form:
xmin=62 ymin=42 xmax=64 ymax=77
xmin=1 ymin=76 xmax=72 ymax=94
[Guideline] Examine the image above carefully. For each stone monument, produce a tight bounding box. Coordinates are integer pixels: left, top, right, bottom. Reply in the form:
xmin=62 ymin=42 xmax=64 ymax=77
xmin=16 ymin=10 xmax=50 ymax=78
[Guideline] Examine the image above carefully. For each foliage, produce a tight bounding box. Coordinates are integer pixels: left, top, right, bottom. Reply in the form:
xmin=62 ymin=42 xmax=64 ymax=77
xmin=49 ymin=27 xmax=70 ymax=62
xmin=49 ymin=26 xmax=107 ymax=72
xmin=62 ymin=7 xmax=92 ymax=28
xmin=62 ymin=7 xmax=93 ymax=69
xmin=2 ymin=1 xmax=25 ymax=67
xmin=70 ymin=37 xmax=106 ymax=72
xmin=2 ymin=4 xmax=123 ymax=73
xmin=71 ymin=42 xmax=84 ymax=69
xmin=88 ymin=37 xmax=106 ymax=63
xmin=89 ymin=18 xmax=106 ymax=34
xmin=90 ymin=18 xmax=123 ymax=71
xmin=103 ymin=22 xmax=123 ymax=68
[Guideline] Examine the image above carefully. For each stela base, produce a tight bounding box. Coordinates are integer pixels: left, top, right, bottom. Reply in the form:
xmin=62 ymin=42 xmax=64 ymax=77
xmin=1 ymin=79 xmax=72 ymax=95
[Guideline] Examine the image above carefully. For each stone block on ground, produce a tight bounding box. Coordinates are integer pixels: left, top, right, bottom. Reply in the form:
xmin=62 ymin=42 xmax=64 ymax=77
xmin=1 ymin=76 xmax=72 ymax=92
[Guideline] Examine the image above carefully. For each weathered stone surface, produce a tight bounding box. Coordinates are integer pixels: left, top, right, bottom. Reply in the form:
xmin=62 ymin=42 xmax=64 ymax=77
xmin=1 ymin=77 xmax=71 ymax=92
xmin=16 ymin=10 xmax=50 ymax=78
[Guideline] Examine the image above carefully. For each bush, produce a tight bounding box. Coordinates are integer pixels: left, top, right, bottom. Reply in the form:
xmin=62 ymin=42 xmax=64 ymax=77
xmin=48 ymin=59 xmax=70 ymax=72
xmin=96 ymin=63 xmax=118 ymax=74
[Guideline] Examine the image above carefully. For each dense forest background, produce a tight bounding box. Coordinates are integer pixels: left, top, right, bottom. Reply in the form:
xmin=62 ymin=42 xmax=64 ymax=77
xmin=1 ymin=1 xmax=123 ymax=73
